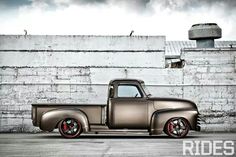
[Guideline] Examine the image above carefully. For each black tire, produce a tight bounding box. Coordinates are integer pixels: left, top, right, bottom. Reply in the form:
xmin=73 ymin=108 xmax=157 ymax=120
xmin=164 ymin=117 xmax=190 ymax=138
xmin=58 ymin=118 xmax=82 ymax=138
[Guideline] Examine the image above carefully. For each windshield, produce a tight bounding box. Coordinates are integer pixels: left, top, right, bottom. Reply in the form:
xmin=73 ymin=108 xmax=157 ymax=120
xmin=141 ymin=83 xmax=152 ymax=97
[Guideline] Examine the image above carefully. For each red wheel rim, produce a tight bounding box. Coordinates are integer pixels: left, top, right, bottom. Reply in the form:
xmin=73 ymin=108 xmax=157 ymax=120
xmin=166 ymin=118 xmax=189 ymax=138
xmin=59 ymin=118 xmax=81 ymax=138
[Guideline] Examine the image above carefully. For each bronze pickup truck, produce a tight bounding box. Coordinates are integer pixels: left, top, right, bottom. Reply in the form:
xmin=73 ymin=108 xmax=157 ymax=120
xmin=32 ymin=79 xmax=200 ymax=138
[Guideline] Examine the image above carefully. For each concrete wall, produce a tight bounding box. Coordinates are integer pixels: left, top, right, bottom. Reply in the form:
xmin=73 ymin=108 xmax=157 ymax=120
xmin=0 ymin=35 xmax=170 ymax=132
xmin=0 ymin=35 xmax=165 ymax=51
xmin=0 ymin=35 xmax=235 ymax=132
xmin=181 ymin=48 xmax=236 ymax=132
xmin=0 ymin=67 xmax=183 ymax=132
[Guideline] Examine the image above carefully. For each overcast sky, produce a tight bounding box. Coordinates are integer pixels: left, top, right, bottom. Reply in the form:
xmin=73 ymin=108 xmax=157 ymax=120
xmin=0 ymin=0 xmax=235 ymax=40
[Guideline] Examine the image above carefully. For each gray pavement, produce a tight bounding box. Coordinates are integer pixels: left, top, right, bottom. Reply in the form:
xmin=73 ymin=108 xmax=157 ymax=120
xmin=0 ymin=132 xmax=235 ymax=157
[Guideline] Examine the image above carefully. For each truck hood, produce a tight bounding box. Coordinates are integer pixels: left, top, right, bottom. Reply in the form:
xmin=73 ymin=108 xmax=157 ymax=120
xmin=147 ymin=97 xmax=195 ymax=104
xmin=147 ymin=97 xmax=198 ymax=112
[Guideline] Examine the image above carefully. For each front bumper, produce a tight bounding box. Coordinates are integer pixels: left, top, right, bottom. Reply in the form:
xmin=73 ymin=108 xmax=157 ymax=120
xmin=196 ymin=125 xmax=201 ymax=131
xmin=195 ymin=114 xmax=201 ymax=131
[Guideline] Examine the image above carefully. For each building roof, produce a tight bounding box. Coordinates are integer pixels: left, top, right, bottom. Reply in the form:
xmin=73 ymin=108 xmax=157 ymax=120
xmin=165 ymin=40 xmax=236 ymax=58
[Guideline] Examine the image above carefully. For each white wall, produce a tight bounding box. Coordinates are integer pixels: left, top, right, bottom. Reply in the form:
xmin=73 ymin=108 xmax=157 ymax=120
xmin=0 ymin=51 xmax=164 ymax=68
xmin=0 ymin=35 xmax=168 ymax=132
xmin=0 ymin=35 xmax=165 ymax=51
xmin=0 ymin=35 xmax=235 ymax=132
xmin=182 ymin=48 xmax=236 ymax=132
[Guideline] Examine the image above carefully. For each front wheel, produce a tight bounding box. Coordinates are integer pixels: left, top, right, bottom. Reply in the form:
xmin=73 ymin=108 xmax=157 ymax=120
xmin=58 ymin=118 xmax=82 ymax=138
xmin=164 ymin=117 xmax=190 ymax=138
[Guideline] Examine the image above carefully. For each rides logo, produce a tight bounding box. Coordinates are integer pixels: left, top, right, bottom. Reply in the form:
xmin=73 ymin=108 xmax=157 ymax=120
xmin=183 ymin=140 xmax=235 ymax=156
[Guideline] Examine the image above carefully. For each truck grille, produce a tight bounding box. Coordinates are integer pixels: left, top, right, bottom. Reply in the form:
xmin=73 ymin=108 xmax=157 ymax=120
xmin=196 ymin=113 xmax=201 ymax=131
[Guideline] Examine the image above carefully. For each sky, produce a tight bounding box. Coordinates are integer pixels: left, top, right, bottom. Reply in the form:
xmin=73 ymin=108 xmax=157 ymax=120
xmin=0 ymin=0 xmax=235 ymax=40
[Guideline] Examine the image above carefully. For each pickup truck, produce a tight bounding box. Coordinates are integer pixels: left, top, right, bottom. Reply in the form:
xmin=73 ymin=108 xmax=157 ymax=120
xmin=32 ymin=79 xmax=200 ymax=138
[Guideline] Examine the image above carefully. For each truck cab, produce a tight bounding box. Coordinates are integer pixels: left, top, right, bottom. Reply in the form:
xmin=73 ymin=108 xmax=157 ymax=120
xmin=107 ymin=79 xmax=150 ymax=129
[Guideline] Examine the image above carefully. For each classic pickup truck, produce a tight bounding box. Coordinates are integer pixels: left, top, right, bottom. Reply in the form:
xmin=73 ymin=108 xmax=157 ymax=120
xmin=32 ymin=79 xmax=200 ymax=138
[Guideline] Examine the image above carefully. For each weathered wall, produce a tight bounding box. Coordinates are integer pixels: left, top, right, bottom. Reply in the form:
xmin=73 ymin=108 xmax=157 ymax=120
xmin=0 ymin=35 xmax=165 ymax=51
xmin=0 ymin=35 xmax=235 ymax=132
xmin=0 ymin=35 xmax=174 ymax=132
xmin=182 ymin=48 xmax=236 ymax=132
xmin=0 ymin=67 xmax=183 ymax=132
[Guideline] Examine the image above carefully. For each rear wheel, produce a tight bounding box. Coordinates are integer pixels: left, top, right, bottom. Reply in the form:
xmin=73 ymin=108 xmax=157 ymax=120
xmin=58 ymin=118 xmax=82 ymax=138
xmin=165 ymin=117 xmax=190 ymax=138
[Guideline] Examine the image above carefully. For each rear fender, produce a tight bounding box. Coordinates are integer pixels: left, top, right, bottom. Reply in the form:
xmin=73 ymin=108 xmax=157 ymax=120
xmin=150 ymin=109 xmax=198 ymax=135
xmin=40 ymin=109 xmax=89 ymax=132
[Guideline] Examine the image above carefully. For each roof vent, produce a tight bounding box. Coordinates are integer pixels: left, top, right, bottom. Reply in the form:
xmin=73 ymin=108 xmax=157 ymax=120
xmin=188 ymin=23 xmax=222 ymax=48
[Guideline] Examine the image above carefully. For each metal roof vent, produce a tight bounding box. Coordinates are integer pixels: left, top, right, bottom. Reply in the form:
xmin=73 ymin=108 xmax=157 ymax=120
xmin=188 ymin=23 xmax=222 ymax=48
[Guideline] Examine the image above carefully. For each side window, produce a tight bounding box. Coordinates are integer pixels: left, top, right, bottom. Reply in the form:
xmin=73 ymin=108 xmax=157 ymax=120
xmin=117 ymin=85 xmax=142 ymax=98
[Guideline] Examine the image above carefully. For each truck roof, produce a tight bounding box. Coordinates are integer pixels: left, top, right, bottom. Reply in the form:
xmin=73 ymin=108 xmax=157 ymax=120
xmin=109 ymin=79 xmax=144 ymax=84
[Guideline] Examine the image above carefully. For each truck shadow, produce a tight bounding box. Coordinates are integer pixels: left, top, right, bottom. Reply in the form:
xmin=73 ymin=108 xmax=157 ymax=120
xmin=80 ymin=135 xmax=201 ymax=139
xmin=38 ymin=134 xmax=201 ymax=139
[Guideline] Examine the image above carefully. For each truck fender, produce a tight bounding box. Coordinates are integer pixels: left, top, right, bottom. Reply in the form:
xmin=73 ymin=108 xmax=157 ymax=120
xmin=40 ymin=109 xmax=89 ymax=132
xmin=150 ymin=109 xmax=198 ymax=135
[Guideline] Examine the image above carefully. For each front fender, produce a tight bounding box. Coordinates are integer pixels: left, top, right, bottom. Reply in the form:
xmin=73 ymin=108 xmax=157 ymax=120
xmin=150 ymin=109 xmax=198 ymax=135
xmin=40 ymin=109 xmax=89 ymax=132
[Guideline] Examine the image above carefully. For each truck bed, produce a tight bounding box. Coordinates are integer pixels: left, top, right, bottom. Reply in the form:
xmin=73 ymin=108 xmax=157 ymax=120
xmin=32 ymin=104 xmax=106 ymax=127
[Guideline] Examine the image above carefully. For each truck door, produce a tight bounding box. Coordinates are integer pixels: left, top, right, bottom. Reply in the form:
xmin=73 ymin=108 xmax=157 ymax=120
xmin=109 ymin=84 xmax=148 ymax=129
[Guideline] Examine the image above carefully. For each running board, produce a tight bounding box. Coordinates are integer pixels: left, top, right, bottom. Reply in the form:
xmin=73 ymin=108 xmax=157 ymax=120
xmin=89 ymin=125 xmax=149 ymax=134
